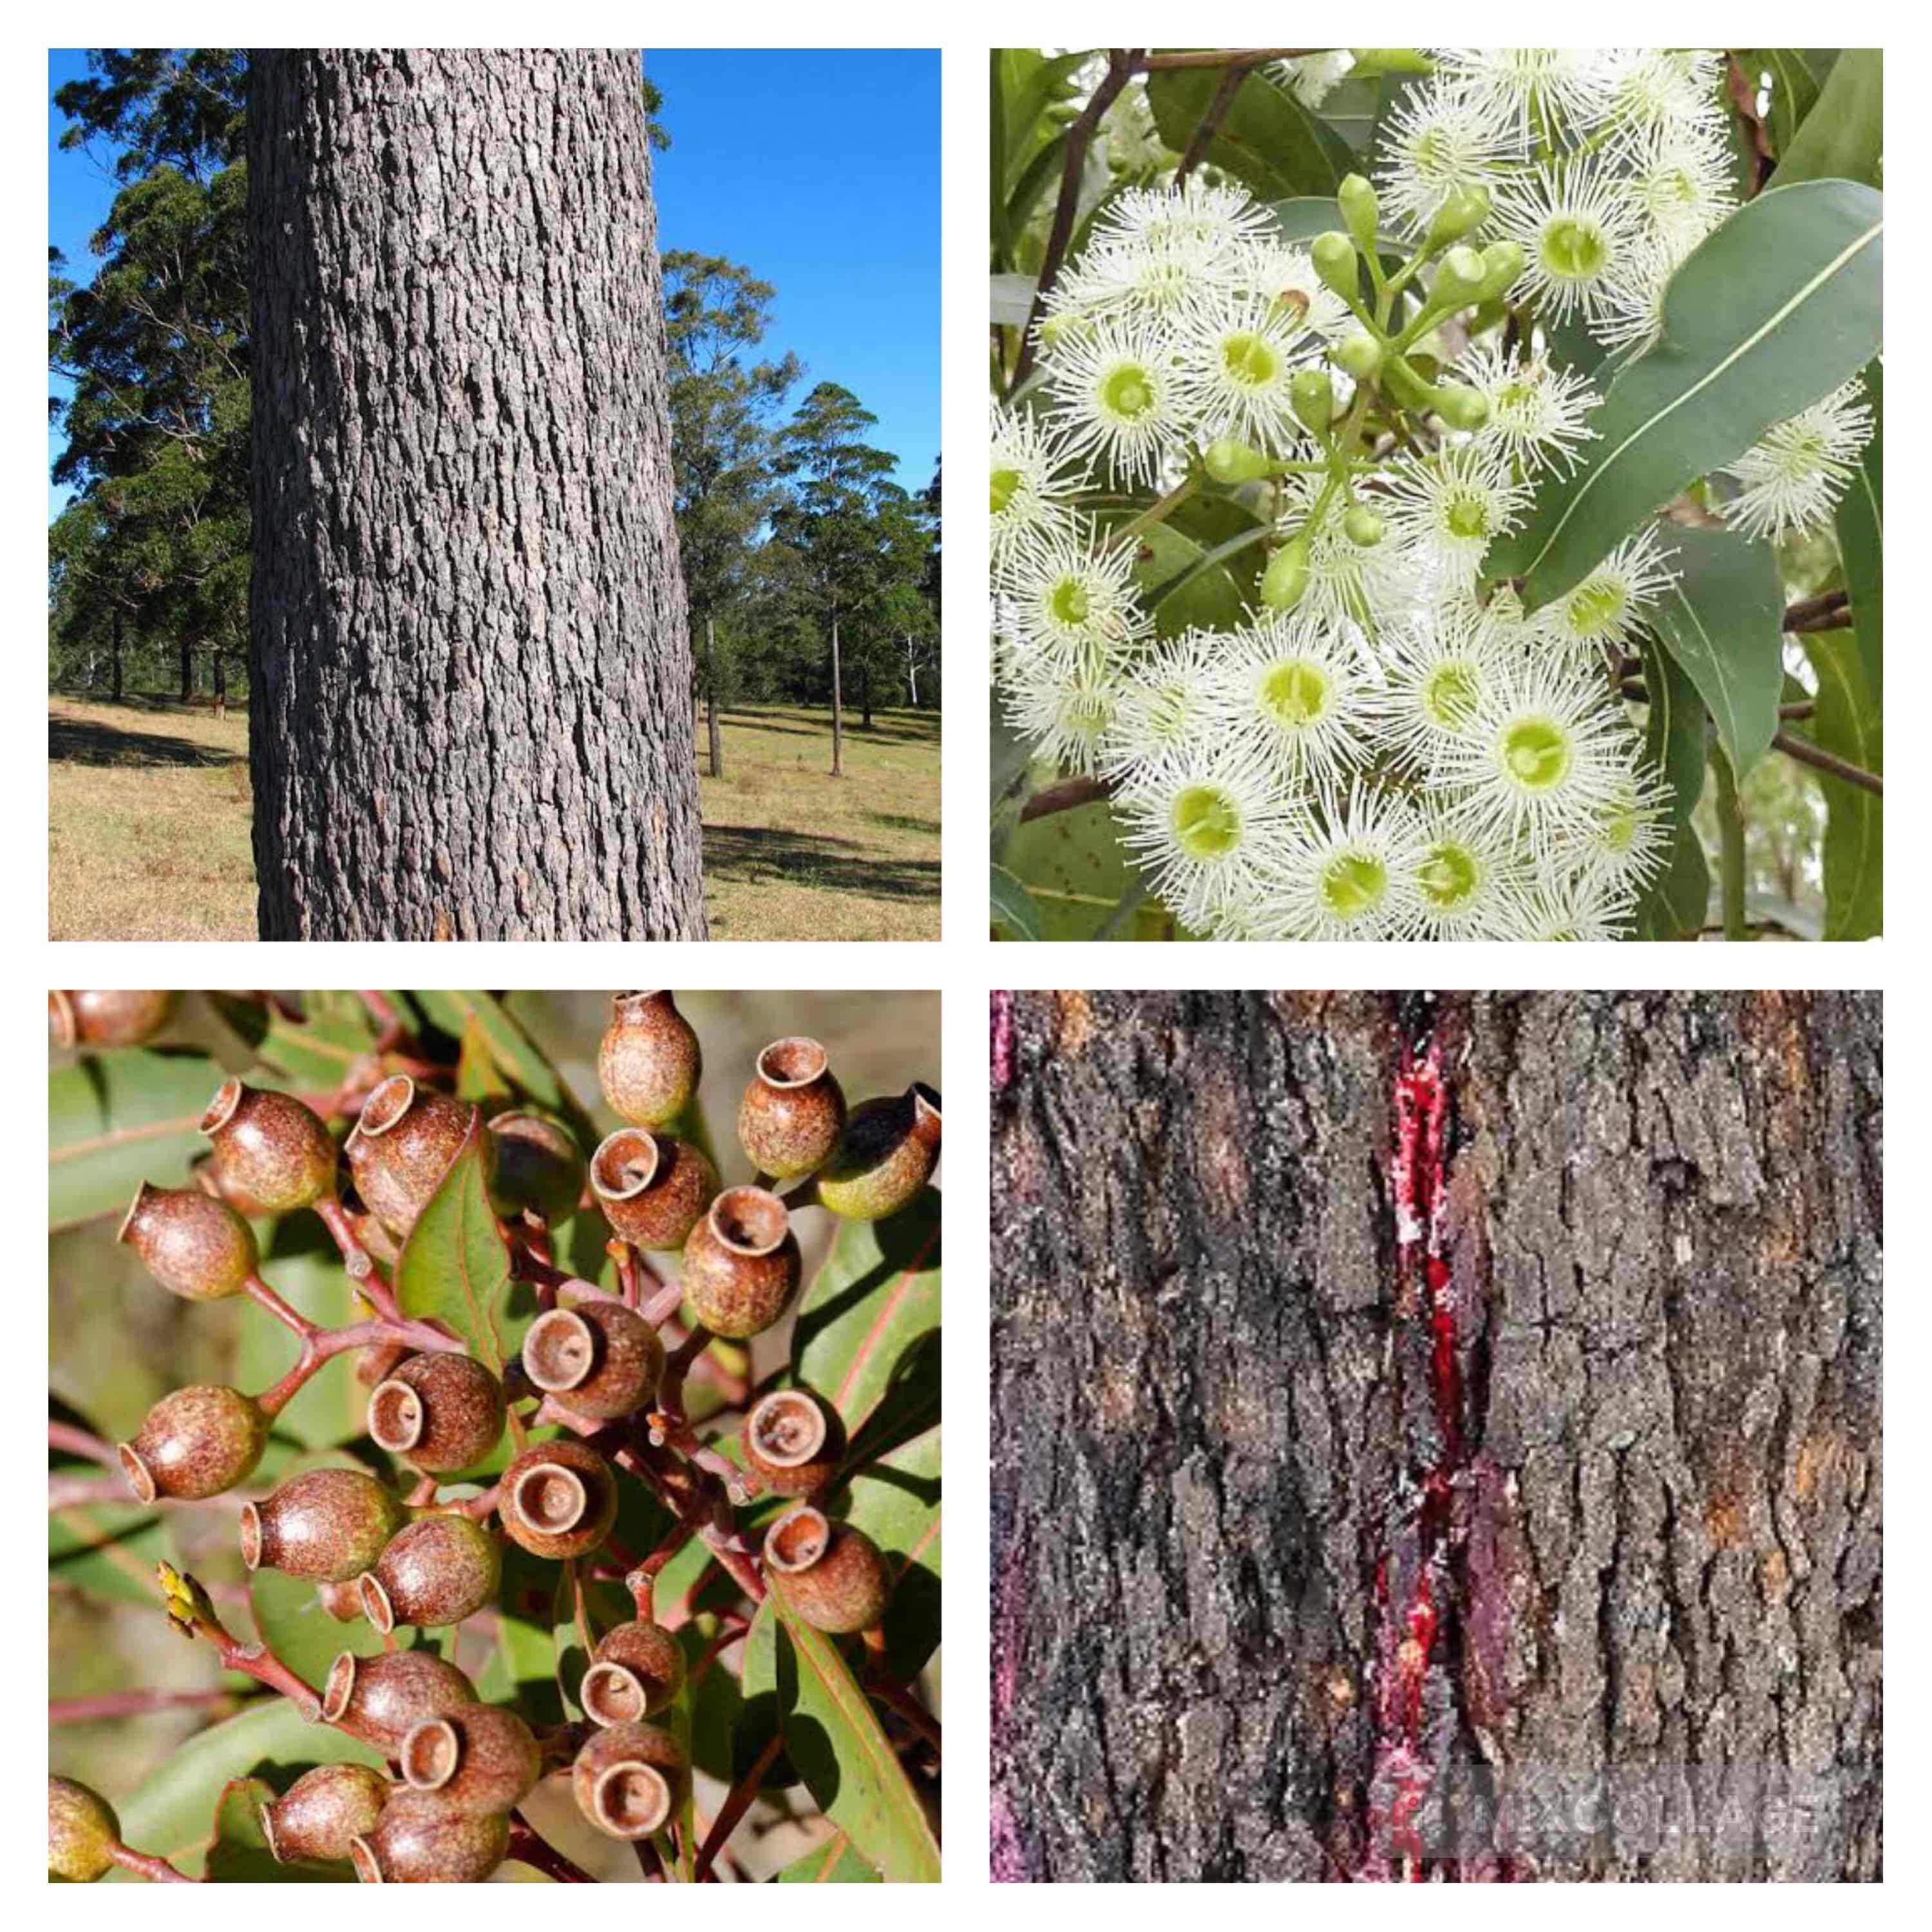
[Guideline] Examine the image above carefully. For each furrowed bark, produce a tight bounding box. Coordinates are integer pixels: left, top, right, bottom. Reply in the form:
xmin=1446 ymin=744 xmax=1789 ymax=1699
xmin=248 ymin=48 xmax=706 ymax=939
xmin=991 ymin=991 xmax=1882 ymax=1882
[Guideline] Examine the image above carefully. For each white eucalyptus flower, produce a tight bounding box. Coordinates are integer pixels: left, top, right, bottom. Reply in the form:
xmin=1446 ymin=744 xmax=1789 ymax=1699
xmin=1721 ymin=378 xmax=1875 ymax=542
xmin=994 ymin=524 xmax=1148 ymax=674
xmin=1535 ymin=525 xmax=1679 ymax=658
xmin=1564 ymin=764 xmax=1674 ymax=896
xmin=1273 ymin=50 xmax=1355 ymax=110
xmin=1432 ymin=48 xmax=1617 ymax=135
xmin=1366 ymin=600 xmax=1511 ymax=776
xmin=1000 ymin=655 xmax=1121 ymax=777
xmin=1095 ymin=176 xmax=1276 ymax=260
xmin=1493 ymin=158 xmax=1649 ymax=332
xmin=1200 ymin=611 xmax=1374 ymax=787
xmin=1172 ymin=289 xmax=1317 ymax=453
xmin=1375 ymin=79 xmax=1519 ymax=234
xmin=1234 ymin=240 xmax=1354 ymax=339
xmin=1509 ymin=869 xmax=1641 ymax=941
xmin=1044 ymin=230 xmax=1238 ymax=330
xmin=1115 ymin=744 xmax=1298 ymax=928
xmin=990 ymin=403 xmax=1081 ymax=564
xmin=1099 ymin=629 xmax=1225 ymax=777
xmin=1253 ymin=782 xmax=1429 ymax=940
xmin=1592 ymin=48 xmax=1727 ymax=145
xmin=1041 ymin=317 xmax=1193 ymax=489
xmin=1459 ymin=339 xmax=1601 ymax=476
xmin=1410 ymin=804 xmax=1527 ymax=939
xmin=1628 ymin=125 xmax=1737 ymax=249
xmin=1438 ymin=654 xmax=1645 ymax=855
xmin=1381 ymin=443 xmax=1531 ymax=588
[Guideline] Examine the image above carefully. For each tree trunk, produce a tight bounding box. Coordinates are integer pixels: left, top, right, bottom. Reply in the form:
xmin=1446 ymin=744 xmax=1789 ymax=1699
xmin=905 ymin=630 xmax=917 ymax=708
xmin=991 ymin=990 xmax=1882 ymax=1883
xmin=212 ymin=649 xmax=229 ymax=718
xmin=860 ymin=655 xmax=873 ymax=732
xmin=829 ymin=610 xmax=844 ymax=777
xmin=706 ymin=615 xmax=724 ymax=781
xmin=111 ymin=606 xmax=123 ymax=701
xmin=247 ymin=48 xmax=706 ymax=940
xmin=179 ymin=638 xmax=193 ymax=702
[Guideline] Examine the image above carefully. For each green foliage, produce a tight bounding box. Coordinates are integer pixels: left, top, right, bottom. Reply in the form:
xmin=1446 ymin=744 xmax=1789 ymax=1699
xmin=49 ymin=1044 xmax=224 ymax=1230
xmin=1803 ymin=629 xmax=1881 ymax=938
xmin=1144 ymin=64 xmax=1352 ymax=200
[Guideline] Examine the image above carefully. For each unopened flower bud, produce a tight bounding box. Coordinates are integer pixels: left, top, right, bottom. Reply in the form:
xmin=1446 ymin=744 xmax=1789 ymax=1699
xmin=1202 ymin=437 xmax=1272 ymax=486
xmin=1426 ymin=182 xmax=1492 ymax=250
xmin=1290 ymin=367 xmax=1336 ymax=434
xmin=1338 ymin=173 xmax=1381 ymax=257
xmin=1477 ymin=238 xmax=1526 ymax=301
xmin=1334 ymin=330 xmax=1383 ymax=381
xmin=1433 ymin=381 xmax=1492 ymax=431
xmin=1343 ymin=505 xmax=1385 ymax=547
xmin=1261 ymin=531 xmax=1312 ymax=613
xmin=1311 ymin=231 xmax=1359 ymax=301
xmin=1434 ymin=245 xmax=1487 ymax=308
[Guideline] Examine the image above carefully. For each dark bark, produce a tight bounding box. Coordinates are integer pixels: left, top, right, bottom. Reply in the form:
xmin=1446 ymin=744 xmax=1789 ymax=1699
xmin=247 ymin=48 xmax=706 ymax=940
xmin=860 ymin=655 xmax=873 ymax=732
xmin=992 ymin=991 xmax=1882 ymax=1882
xmin=111 ymin=605 xmax=122 ymax=701
xmin=212 ymin=649 xmax=228 ymax=712
xmin=705 ymin=615 xmax=723 ymax=780
xmin=178 ymin=637 xmax=193 ymax=701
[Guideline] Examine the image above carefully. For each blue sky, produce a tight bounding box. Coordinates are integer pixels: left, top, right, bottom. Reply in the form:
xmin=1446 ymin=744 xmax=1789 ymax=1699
xmin=48 ymin=48 xmax=939 ymax=515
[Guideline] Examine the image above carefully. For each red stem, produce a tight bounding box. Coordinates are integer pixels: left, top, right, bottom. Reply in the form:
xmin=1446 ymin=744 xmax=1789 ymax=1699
xmin=507 ymin=1814 xmax=594 ymax=1882
xmin=49 ymin=1419 xmax=122 ymax=1470
xmin=52 ymin=1688 xmax=238 ymax=1723
xmin=107 ymin=1841 xmax=196 ymax=1883
xmin=256 ymin=1315 xmax=463 ymax=1419
xmin=694 ymin=1732 xmax=784 ymax=1880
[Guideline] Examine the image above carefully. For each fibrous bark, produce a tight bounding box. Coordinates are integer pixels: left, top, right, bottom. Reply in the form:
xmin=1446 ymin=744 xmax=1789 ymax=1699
xmin=991 ymin=990 xmax=1882 ymax=1882
xmin=248 ymin=48 xmax=705 ymax=940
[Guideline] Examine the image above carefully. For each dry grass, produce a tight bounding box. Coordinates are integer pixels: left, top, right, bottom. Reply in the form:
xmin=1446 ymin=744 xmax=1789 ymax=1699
xmin=48 ymin=694 xmax=940 ymax=942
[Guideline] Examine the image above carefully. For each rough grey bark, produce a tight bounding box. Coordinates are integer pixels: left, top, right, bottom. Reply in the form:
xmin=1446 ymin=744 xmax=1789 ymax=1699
xmin=248 ymin=48 xmax=706 ymax=940
xmin=991 ymin=990 xmax=1882 ymax=1882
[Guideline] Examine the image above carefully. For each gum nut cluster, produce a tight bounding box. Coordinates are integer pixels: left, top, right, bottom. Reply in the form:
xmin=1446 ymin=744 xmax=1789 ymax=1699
xmin=66 ymin=994 xmax=935 ymax=1882
xmin=990 ymin=51 xmax=1877 ymax=942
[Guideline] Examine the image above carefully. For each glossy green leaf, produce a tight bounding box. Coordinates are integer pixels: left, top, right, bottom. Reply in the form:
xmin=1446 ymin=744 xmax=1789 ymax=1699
xmin=448 ymin=1542 xmax=565 ymax=1724
xmin=990 ymin=863 xmax=1043 ymax=942
xmin=838 ymin=1425 xmax=942 ymax=1679
xmin=107 ymin=1699 xmax=386 ymax=1879
xmin=1128 ymin=516 xmax=1263 ymax=636
xmin=1001 ymin=800 xmax=1174 ymax=940
xmin=1260 ymin=194 xmax=1403 ymax=256
xmin=1633 ymin=638 xmax=1710 ymax=940
xmin=1649 ymin=523 xmax=1785 ymax=778
xmin=551 ymin=1561 xmax=627 ymax=1723
xmin=412 ymin=991 xmax=596 ymax=1145
xmin=394 ymin=1112 xmax=525 ymax=1375
xmin=249 ymin=1542 xmax=401 ymax=1692
xmin=1801 ymin=629 xmax=1882 ymax=939
xmin=1751 ymin=49 xmax=1839 ymax=157
xmin=774 ymin=1833 xmax=882 ymax=1882
xmin=795 ymin=1189 xmax=942 ymax=1435
xmin=1492 ymin=180 xmax=1883 ymax=607
xmin=205 ymin=1776 xmax=355 ymax=1882
xmin=1835 ymin=357 xmax=1882 ymax=699
xmin=50 ymin=1046 xmax=223 ymax=1231
xmin=207 ymin=992 xmax=376 ymax=1090
xmin=741 ymin=1595 xmax=941 ymax=1882
xmin=1775 ymin=50 xmax=1881 ymax=188
xmin=1144 ymin=64 xmax=1352 ymax=202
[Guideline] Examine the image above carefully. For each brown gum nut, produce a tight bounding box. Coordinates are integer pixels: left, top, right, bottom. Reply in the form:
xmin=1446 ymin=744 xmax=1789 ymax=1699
xmin=260 ymin=1763 xmax=390 ymax=1864
xmin=118 ymin=1384 xmax=267 ymax=1502
xmin=763 ymin=1506 xmax=891 ymax=1634
xmin=582 ymin=1620 xmax=688 ymax=1724
xmin=359 ymin=1513 xmax=501 ymax=1631
xmin=679 ymin=1186 xmax=802 ymax=1338
xmin=571 ymin=1721 xmax=688 ymax=1839
xmin=368 ymin=1351 xmax=507 ymax=1473
xmin=742 ymin=1388 xmax=845 ymax=1497
xmin=240 ymin=1467 xmax=407 ymax=1583
xmin=50 ymin=989 xmax=178 ymax=1048
xmin=117 ymin=1180 xmax=258 ymax=1300
xmin=816 ymin=1083 xmax=943 ymax=1220
xmin=349 ymin=1790 xmax=509 ymax=1882
xmin=347 ymin=1076 xmax=487 ymax=1241
xmin=323 ymin=1649 xmax=475 ymax=1755
xmin=522 ymin=1301 xmax=665 ymax=1420
xmin=500 ymin=1437 xmax=618 ymax=1559
xmin=201 ymin=1077 xmax=338 ymax=1215
xmin=590 ymin=1127 xmax=717 ymax=1250
xmin=398 ymin=1701 xmax=540 ymax=1817
xmin=737 ymin=1037 xmax=847 ymax=1180
xmin=598 ymin=990 xmax=702 ymax=1127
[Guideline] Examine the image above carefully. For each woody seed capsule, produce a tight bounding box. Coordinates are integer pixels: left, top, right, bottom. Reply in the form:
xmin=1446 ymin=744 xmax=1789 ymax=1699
xmin=323 ymin=1649 xmax=475 ymax=1755
xmin=117 ymin=1180 xmax=258 ymax=1301
xmin=571 ymin=1721 xmax=689 ymax=1839
xmin=679 ymin=1186 xmax=802 ymax=1338
xmin=260 ymin=1763 xmax=390 ymax=1864
xmin=399 ymin=1701 xmax=540 ymax=1817
xmin=522 ymin=1300 xmax=665 ymax=1420
xmin=500 ymin=1437 xmax=620 ymax=1559
xmin=816 ymin=1083 xmax=943 ymax=1220
xmin=368 ymin=1351 xmax=507 ymax=1473
xmin=737 ymin=1036 xmax=847 ymax=1179
xmin=48 ymin=989 xmax=178 ymax=1050
xmin=350 ymin=1790 xmax=509 ymax=1883
xmin=118 ymin=1384 xmax=267 ymax=1502
xmin=242 ymin=1468 xmax=408 ymax=1583
xmin=200 ymin=1078 xmax=338 ymax=1215
xmin=598 ymin=989 xmax=702 ymax=1127
xmin=741 ymin=1387 xmax=844 ymax=1497
xmin=763 ymin=1505 xmax=891 ymax=1633
xmin=359 ymin=1513 xmax=502 ymax=1631
xmin=582 ymin=1619 xmax=688 ymax=1724
xmin=590 ymin=1127 xmax=717 ymax=1249
xmin=347 ymin=1076 xmax=487 ymax=1241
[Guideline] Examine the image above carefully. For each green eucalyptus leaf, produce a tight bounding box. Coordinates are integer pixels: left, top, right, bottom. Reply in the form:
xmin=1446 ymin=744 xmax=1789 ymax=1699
xmin=990 ymin=863 xmax=1043 ymax=942
xmin=1750 ymin=49 xmax=1839 ymax=157
xmin=1492 ymin=180 xmax=1882 ymax=608
xmin=1649 ymin=523 xmax=1785 ymax=778
xmin=740 ymin=1594 xmax=941 ymax=1882
xmin=394 ymin=1113 xmax=527 ymax=1375
xmin=1835 ymin=357 xmax=1882 ymax=699
xmin=107 ymin=1700 xmax=386 ymax=1880
xmin=1774 ymin=49 xmax=1881 ymax=188
xmin=207 ymin=993 xmax=377 ymax=1090
xmin=50 ymin=1045 xmax=223 ymax=1231
xmin=1121 ymin=516 xmax=1259 ymax=636
xmin=774 ymin=1834 xmax=882 ymax=1882
xmin=1001 ymin=799 xmax=1173 ymax=940
xmin=410 ymin=991 xmax=596 ymax=1146
xmin=1633 ymin=638 xmax=1710 ymax=940
xmin=248 ymin=1555 xmax=400 ymax=1693
xmin=1801 ymin=628 xmax=1882 ymax=939
xmin=450 ymin=1540 xmax=565 ymax=1723
xmin=795 ymin=1189 xmax=941 ymax=1436
xmin=1144 ymin=64 xmax=1352 ymax=201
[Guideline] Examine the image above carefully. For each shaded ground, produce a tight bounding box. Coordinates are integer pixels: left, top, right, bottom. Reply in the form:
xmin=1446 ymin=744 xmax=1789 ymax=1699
xmin=49 ymin=694 xmax=942 ymax=942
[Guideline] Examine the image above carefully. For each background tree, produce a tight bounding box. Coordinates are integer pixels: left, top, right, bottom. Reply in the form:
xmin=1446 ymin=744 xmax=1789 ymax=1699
xmin=247 ymin=48 xmax=705 ymax=940
xmin=662 ymin=251 xmax=801 ymax=781
xmin=49 ymin=50 xmax=249 ymax=705
xmin=772 ymin=382 xmax=900 ymax=777
xmin=992 ymin=989 xmax=1881 ymax=1881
